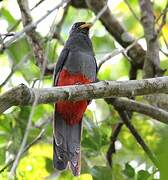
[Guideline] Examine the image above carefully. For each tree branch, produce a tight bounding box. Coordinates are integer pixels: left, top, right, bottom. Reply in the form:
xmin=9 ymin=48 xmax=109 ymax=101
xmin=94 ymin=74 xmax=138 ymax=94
xmin=0 ymin=53 xmax=31 ymax=88
xmin=106 ymin=98 xmax=168 ymax=125
xmin=98 ymin=39 xmax=139 ymax=69
xmin=0 ymin=128 xmax=45 ymax=173
xmin=72 ymin=0 xmax=146 ymax=69
xmin=139 ymin=0 xmax=165 ymax=77
xmin=156 ymin=1 xmax=168 ymax=35
xmin=1 ymin=76 xmax=168 ymax=113
xmin=117 ymin=110 xmax=159 ymax=167
xmin=0 ymin=0 xmax=69 ymax=52
xmin=123 ymin=0 xmax=141 ymax=23
xmin=106 ymin=123 xmax=123 ymax=166
xmin=139 ymin=0 xmax=167 ymax=110
xmin=17 ymin=0 xmax=45 ymax=69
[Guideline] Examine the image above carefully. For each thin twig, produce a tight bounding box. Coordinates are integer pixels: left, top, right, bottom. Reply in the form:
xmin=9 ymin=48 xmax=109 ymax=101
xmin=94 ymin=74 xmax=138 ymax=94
xmin=98 ymin=37 xmax=141 ymax=69
xmin=92 ymin=3 xmax=108 ymax=25
xmin=0 ymin=0 xmax=69 ymax=52
xmin=106 ymin=49 xmax=138 ymax=166
xmin=0 ymin=52 xmax=32 ymax=88
xmin=106 ymin=123 xmax=123 ymax=166
xmin=8 ymin=20 xmax=22 ymax=32
xmin=7 ymin=0 xmax=47 ymax=33
xmin=123 ymin=0 xmax=141 ymax=23
xmin=51 ymin=9 xmax=69 ymax=46
xmin=44 ymin=6 xmax=61 ymax=64
xmin=160 ymin=48 xmax=168 ymax=57
xmin=0 ymin=128 xmax=45 ymax=173
xmin=162 ymin=33 xmax=168 ymax=49
xmin=9 ymin=95 xmax=38 ymax=176
xmin=9 ymin=54 xmax=48 ymax=176
xmin=155 ymin=1 xmax=168 ymax=24
xmin=8 ymin=0 xmax=63 ymax=175
xmin=30 ymin=0 xmax=46 ymax=11
xmin=118 ymin=110 xmax=159 ymax=167
xmin=157 ymin=2 xmax=168 ymax=35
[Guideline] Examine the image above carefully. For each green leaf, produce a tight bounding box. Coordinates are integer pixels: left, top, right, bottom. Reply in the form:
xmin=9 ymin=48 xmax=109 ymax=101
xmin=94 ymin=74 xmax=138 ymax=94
xmin=6 ymin=37 xmax=31 ymax=63
xmin=90 ymin=166 xmax=113 ymax=180
xmin=137 ymin=170 xmax=150 ymax=180
xmin=98 ymin=57 xmax=130 ymax=80
xmin=0 ymin=8 xmax=17 ymax=27
xmin=92 ymin=35 xmax=115 ymax=53
xmin=123 ymin=162 xmax=135 ymax=178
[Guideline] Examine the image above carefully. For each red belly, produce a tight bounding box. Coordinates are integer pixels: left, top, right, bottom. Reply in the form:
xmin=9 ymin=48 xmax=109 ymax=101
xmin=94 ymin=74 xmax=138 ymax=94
xmin=56 ymin=69 xmax=91 ymax=125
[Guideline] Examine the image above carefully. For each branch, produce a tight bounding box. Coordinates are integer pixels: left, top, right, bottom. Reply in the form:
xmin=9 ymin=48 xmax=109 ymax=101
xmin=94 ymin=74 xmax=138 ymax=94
xmin=52 ymin=4 xmax=69 ymax=45
xmin=139 ymin=0 xmax=168 ymax=111
xmin=145 ymin=94 xmax=168 ymax=111
xmin=98 ymin=38 xmax=140 ymax=69
xmin=139 ymin=0 xmax=165 ymax=77
xmin=0 ymin=53 xmax=31 ymax=88
xmin=0 ymin=0 xmax=69 ymax=52
xmin=106 ymin=123 xmax=123 ymax=166
xmin=30 ymin=0 xmax=46 ymax=11
xmin=17 ymin=0 xmax=45 ymax=69
xmin=7 ymin=0 xmax=47 ymax=32
xmin=156 ymin=1 xmax=168 ymax=35
xmin=1 ymin=77 xmax=168 ymax=113
xmin=74 ymin=0 xmax=146 ymax=69
xmin=106 ymin=98 xmax=168 ymax=125
xmin=123 ymin=0 xmax=141 ymax=23
xmin=117 ymin=110 xmax=159 ymax=167
xmin=0 ymin=128 xmax=45 ymax=173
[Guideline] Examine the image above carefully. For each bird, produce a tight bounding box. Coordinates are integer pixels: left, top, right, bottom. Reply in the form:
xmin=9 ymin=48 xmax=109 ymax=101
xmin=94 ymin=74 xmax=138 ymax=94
xmin=53 ymin=22 xmax=97 ymax=176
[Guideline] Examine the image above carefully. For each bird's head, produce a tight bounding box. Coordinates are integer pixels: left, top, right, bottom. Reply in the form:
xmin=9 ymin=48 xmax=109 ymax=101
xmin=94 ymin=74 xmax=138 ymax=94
xmin=70 ymin=22 xmax=93 ymax=35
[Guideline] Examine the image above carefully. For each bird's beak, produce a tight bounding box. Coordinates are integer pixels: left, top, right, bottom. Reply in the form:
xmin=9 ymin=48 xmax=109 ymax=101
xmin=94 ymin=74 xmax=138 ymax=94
xmin=79 ymin=22 xmax=93 ymax=29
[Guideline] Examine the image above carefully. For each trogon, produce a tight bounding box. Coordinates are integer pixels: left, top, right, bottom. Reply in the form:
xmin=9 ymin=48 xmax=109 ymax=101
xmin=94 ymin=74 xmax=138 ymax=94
xmin=53 ymin=22 xmax=97 ymax=176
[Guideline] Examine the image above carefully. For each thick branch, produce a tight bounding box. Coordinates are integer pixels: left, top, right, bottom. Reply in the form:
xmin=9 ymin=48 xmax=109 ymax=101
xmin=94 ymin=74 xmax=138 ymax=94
xmin=1 ymin=77 xmax=168 ymax=113
xmin=139 ymin=0 xmax=165 ymax=77
xmin=145 ymin=94 xmax=168 ymax=111
xmin=106 ymin=98 xmax=168 ymax=125
xmin=0 ymin=0 xmax=69 ymax=52
xmin=17 ymin=0 xmax=45 ymax=69
xmin=139 ymin=0 xmax=167 ymax=110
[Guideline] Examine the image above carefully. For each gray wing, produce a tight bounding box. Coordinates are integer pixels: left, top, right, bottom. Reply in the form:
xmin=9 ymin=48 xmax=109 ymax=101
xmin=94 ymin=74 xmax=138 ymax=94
xmin=63 ymin=51 xmax=97 ymax=81
xmin=53 ymin=47 xmax=69 ymax=86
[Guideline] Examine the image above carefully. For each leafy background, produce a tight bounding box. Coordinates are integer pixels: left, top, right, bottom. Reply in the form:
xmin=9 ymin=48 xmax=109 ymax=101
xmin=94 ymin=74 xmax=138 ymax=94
xmin=0 ymin=0 xmax=168 ymax=179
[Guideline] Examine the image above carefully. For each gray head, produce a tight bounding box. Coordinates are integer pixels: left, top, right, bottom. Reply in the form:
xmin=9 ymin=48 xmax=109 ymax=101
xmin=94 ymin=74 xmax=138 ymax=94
xmin=70 ymin=22 xmax=93 ymax=35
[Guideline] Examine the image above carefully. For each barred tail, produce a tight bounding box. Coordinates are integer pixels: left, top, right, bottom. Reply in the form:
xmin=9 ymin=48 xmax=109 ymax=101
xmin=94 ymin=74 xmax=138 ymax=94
xmin=53 ymin=111 xmax=82 ymax=176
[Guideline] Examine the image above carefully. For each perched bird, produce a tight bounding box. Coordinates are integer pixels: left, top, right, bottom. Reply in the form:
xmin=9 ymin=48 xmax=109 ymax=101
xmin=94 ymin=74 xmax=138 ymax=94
xmin=53 ymin=22 xmax=97 ymax=176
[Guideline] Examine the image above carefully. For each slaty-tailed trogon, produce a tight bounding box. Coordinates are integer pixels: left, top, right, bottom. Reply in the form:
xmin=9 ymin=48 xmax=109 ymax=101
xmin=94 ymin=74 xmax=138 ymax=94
xmin=53 ymin=22 xmax=97 ymax=176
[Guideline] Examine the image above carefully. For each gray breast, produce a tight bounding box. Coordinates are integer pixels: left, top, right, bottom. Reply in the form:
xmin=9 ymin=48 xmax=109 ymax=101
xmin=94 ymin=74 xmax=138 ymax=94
xmin=64 ymin=51 xmax=97 ymax=81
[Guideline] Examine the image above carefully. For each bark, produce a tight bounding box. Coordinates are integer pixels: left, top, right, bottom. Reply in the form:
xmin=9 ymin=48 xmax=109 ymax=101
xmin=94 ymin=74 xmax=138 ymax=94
xmin=106 ymin=98 xmax=168 ymax=125
xmin=139 ymin=0 xmax=165 ymax=77
xmin=1 ymin=77 xmax=168 ymax=114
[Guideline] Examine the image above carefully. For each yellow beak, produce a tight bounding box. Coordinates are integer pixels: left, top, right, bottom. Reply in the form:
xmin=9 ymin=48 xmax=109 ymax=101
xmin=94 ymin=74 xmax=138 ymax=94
xmin=79 ymin=22 xmax=93 ymax=29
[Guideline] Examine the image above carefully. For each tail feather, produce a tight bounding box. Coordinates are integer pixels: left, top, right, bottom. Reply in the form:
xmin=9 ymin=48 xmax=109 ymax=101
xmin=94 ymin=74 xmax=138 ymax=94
xmin=53 ymin=111 xmax=82 ymax=176
xmin=53 ymin=138 xmax=68 ymax=170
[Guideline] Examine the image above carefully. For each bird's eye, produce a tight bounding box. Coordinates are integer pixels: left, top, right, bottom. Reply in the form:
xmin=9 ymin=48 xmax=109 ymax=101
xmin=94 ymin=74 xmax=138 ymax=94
xmin=72 ymin=24 xmax=78 ymax=29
